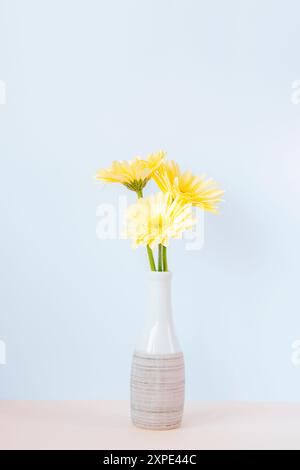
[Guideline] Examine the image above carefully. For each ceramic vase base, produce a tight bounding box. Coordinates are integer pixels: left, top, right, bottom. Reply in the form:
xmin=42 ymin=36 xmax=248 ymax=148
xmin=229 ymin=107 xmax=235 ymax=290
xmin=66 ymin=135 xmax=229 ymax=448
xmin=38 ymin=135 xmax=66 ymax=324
xmin=131 ymin=352 xmax=185 ymax=431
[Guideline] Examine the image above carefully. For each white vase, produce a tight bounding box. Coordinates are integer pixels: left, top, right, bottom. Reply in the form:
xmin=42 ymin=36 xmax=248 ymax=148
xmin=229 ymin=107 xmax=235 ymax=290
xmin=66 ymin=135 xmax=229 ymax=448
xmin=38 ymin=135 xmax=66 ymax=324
xmin=130 ymin=272 xmax=185 ymax=430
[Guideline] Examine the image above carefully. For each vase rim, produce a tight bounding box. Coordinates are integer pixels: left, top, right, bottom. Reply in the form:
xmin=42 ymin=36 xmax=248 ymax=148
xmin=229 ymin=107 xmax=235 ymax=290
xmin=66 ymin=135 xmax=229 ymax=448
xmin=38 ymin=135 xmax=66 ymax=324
xmin=149 ymin=271 xmax=172 ymax=279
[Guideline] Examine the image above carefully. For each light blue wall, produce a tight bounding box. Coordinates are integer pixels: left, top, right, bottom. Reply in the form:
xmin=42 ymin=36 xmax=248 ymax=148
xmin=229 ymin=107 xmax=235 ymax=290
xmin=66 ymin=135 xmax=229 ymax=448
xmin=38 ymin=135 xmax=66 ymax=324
xmin=1 ymin=0 xmax=300 ymax=400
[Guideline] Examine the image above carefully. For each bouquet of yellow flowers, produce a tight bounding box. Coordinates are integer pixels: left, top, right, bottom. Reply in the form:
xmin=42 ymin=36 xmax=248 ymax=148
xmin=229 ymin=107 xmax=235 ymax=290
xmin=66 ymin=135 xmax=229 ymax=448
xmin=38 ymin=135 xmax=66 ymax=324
xmin=96 ymin=151 xmax=223 ymax=271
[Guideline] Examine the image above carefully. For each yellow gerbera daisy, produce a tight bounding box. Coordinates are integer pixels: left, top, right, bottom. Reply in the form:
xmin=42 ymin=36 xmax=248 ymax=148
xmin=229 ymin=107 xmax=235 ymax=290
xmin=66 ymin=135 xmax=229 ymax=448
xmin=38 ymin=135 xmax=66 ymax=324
xmin=152 ymin=160 xmax=224 ymax=213
xmin=95 ymin=151 xmax=165 ymax=192
xmin=126 ymin=192 xmax=196 ymax=249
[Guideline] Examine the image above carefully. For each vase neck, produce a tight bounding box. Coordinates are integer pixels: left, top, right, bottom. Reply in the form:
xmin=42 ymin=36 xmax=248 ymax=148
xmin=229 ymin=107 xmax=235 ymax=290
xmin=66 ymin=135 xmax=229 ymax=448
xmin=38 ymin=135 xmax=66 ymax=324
xmin=148 ymin=272 xmax=172 ymax=323
xmin=135 ymin=272 xmax=181 ymax=354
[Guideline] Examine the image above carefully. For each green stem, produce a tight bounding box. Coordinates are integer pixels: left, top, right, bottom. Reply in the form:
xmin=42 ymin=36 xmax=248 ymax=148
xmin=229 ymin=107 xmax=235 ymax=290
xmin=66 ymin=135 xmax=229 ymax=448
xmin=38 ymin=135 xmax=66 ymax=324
xmin=147 ymin=245 xmax=156 ymax=272
xmin=158 ymin=244 xmax=163 ymax=272
xmin=136 ymin=189 xmax=156 ymax=271
xmin=162 ymin=245 xmax=168 ymax=272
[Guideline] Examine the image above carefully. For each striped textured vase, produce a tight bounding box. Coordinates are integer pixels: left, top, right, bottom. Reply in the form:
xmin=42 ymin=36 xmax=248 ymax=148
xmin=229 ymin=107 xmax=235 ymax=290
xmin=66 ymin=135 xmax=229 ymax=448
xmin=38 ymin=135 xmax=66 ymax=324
xmin=130 ymin=272 xmax=185 ymax=430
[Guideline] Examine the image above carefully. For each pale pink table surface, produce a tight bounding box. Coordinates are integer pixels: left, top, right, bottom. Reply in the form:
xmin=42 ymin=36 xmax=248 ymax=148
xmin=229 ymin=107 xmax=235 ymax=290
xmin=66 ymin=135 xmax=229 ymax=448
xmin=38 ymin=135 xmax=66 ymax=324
xmin=0 ymin=401 xmax=299 ymax=450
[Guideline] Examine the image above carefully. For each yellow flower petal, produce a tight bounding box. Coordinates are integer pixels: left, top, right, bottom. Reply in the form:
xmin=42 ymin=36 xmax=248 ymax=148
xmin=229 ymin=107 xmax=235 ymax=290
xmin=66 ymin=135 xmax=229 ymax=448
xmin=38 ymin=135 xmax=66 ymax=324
xmin=152 ymin=160 xmax=224 ymax=213
xmin=96 ymin=151 xmax=166 ymax=192
xmin=126 ymin=192 xmax=196 ymax=248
